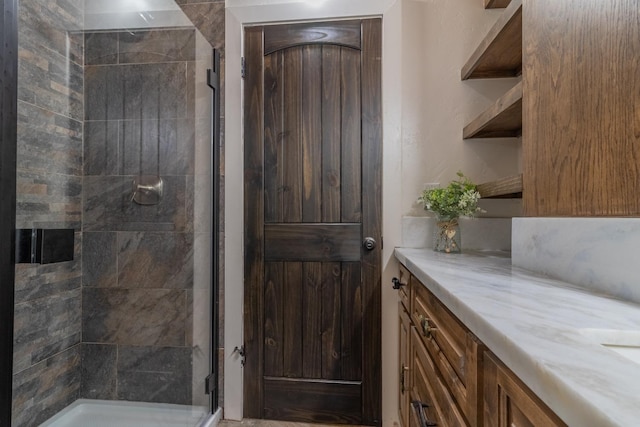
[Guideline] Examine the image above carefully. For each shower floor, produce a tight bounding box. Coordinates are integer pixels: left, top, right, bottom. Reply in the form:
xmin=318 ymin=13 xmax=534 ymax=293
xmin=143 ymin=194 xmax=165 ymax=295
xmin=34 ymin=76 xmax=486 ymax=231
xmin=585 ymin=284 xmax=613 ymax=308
xmin=39 ymin=399 xmax=210 ymax=427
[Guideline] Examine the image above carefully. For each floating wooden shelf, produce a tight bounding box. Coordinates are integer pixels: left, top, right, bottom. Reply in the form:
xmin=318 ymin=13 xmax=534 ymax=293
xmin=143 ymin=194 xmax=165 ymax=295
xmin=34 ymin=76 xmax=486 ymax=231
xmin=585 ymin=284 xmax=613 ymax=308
xmin=462 ymin=0 xmax=522 ymax=79
xmin=477 ymin=174 xmax=523 ymax=198
xmin=485 ymin=0 xmax=512 ymax=9
xmin=464 ymin=81 xmax=522 ymax=139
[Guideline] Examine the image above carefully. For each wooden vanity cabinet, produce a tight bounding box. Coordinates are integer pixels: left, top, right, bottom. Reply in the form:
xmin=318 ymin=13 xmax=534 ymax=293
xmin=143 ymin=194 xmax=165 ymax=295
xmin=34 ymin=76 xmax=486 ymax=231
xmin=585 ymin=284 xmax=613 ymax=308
xmin=483 ymin=352 xmax=567 ymax=427
xmin=396 ymin=268 xmax=483 ymax=427
xmin=397 ymin=262 xmax=566 ymax=427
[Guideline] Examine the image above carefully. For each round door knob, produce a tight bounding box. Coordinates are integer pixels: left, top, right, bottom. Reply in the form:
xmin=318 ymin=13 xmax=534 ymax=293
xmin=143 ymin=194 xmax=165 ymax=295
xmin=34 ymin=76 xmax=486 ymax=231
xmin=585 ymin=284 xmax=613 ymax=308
xmin=363 ymin=237 xmax=377 ymax=251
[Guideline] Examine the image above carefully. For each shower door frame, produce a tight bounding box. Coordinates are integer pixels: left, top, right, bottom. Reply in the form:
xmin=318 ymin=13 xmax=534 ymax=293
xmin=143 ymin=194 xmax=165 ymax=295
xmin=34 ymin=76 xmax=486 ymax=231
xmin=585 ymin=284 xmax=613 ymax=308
xmin=0 ymin=0 xmax=18 ymax=424
xmin=208 ymin=48 xmax=222 ymax=412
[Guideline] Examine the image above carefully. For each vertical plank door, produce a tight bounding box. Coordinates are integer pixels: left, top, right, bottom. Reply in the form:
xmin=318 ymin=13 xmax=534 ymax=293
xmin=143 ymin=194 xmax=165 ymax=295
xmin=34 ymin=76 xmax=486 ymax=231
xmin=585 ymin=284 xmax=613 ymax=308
xmin=244 ymin=19 xmax=382 ymax=426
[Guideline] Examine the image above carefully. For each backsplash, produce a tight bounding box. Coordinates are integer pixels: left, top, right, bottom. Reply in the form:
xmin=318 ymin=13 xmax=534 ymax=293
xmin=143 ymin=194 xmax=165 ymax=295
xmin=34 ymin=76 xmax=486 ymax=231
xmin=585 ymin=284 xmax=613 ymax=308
xmin=401 ymin=216 xmax=512 ymax=252
xmin=512 ymin=218 xmax=640 ymax=305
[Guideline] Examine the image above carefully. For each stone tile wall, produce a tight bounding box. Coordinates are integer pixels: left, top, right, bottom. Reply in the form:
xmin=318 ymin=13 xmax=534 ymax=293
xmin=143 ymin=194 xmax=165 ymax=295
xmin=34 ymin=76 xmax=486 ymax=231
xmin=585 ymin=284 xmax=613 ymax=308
xmin=81 ymin=28 xmax=212 ymax=407
xmin=176 ymin=0 xmax=225 ymax=52
xmin=12 ymin=0 xmax=84 ymax=425
xmin=12 ymin=3 xmax=223 ymax=423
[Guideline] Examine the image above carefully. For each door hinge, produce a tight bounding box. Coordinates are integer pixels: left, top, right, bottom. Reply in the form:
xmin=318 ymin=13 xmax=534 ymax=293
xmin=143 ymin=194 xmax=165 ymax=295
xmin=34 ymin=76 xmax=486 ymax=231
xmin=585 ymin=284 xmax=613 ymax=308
xmin=205 ymin=373 xmax=215 ymax=395
xmin=234 ymin=345 xmax=246 ymax=366
xmin=241 ymin=57 xmax=246 ymax=79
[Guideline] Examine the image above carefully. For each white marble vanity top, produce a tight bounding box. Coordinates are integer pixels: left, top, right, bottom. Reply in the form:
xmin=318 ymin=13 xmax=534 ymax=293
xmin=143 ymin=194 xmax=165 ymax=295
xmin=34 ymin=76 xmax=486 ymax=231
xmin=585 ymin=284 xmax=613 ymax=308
xmin=394 ymin=248 xmax=640 ymax=427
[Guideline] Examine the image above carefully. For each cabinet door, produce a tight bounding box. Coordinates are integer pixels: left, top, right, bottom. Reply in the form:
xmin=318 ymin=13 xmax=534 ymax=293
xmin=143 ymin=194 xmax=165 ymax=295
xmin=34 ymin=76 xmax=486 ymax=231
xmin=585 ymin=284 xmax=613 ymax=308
xmin=412 ymin=279 xmax=483 ymax=426
xmin=399 ymin=302 xmax=411 ymax=427
xmin=483 ymin=352 xmax=567 ymax=427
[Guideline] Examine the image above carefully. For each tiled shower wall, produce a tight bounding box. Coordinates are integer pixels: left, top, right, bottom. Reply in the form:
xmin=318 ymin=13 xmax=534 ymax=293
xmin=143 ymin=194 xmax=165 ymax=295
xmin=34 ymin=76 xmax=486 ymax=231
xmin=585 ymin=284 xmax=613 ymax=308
xmin=81 ymin=28 xmax=212 ymax=406
xmin=11 ymin=3 xmax=224 ymax=425
xmin=12 ymin=0 xmax=84 ymax=426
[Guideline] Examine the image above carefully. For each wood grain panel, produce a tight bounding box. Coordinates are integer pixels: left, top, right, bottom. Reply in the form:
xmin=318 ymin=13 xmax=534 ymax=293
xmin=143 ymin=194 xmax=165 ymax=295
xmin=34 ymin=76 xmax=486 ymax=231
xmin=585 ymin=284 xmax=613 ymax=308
xmin=321 ymin=262 xmax=342 ymax=380
xmin=412 ymin=281 xmax=466 ymax=384
xmin=264 ymin=224 xmax=361 ymax=262
xmin=0 ymin=0 xmax=18 ymax=422
xmin=477 ymin=174 xmax=523 ymax=199
xmin=484 ymin=352 xmax=567 ymax=426
xmin=361 ymin=19 xmax=383 ymax=425
xmin=245 ymin=19 xmax=382 ymax=424
xmin=264 ymin=51 xmax=284 ymax=223
xmin=322 ymin=46 xmax=342 ymax=222
xmin=264 ymin=262 xmax=284 ymax=377
xmin=303 ymin=262 xmax=322 ymax=378
xmin=302 ymin=46 xmax=322 ymax=223
xmin=263 ymin=378 xmax=362 ymax=424
xmin=283 ymin=262 xmax=303 ymax=377
xmin=283 ymin=47 xmax=303 ymax=222
xmin=243 ymin=26 xmax=266 ymax=418
xmin=341 ymin=48 xmax=362 ymax=223
xmin=264 ymin=20 xmax=362 ymax=55
xmin=523 ymin=0 xmax=640 ymax=216
xmin=412 ymin=329 xmax=467 ymax=427
xmin=341 ymin=262 xmax=362 ymax=381
xmin=485 ymin=0 xmax=511 ymax=8
xmin=463 ymin=81 xmax=523 ymax=139
xmin=465 ymin=334 xmax=484 ymax=427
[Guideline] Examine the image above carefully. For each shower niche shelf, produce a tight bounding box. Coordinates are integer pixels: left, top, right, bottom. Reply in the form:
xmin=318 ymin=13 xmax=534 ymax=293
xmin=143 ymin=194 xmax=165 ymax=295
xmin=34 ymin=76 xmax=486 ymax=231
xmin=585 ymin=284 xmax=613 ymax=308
xmin=15 ymin=228 xmax=75 ymax=264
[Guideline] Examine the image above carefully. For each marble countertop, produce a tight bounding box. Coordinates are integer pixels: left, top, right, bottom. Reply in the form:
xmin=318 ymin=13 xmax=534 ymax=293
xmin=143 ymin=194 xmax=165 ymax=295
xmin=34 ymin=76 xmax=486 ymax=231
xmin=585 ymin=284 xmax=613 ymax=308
xmin=394 ymin=248 xmax=640 ymax=427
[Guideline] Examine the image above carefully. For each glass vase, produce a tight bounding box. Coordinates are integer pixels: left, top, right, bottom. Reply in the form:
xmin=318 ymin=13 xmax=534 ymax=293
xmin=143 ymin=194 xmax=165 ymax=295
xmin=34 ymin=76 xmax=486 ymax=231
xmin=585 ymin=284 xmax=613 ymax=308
xmin=434 ymin=217 xmax=461 ymax=253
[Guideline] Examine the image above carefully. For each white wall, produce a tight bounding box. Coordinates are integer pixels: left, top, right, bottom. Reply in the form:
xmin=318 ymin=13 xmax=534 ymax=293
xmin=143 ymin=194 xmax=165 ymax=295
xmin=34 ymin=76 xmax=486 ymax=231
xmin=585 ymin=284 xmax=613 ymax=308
xmin=224 ymin=0 xmax=520 ymax=425
xmin=401 ymin=0 xmax=522 ymax=219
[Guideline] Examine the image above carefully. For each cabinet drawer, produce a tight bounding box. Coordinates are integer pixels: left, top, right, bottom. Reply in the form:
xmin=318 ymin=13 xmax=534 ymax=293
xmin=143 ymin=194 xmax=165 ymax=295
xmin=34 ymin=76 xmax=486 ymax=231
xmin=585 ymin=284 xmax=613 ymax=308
xmin=398 ymin=263 xmax=411 ymax=311
xmin=412 ymin=280 xmax=482 ymax=427
xmin=412 ymin=328 xmax=468 ymax=427
xmin=412 ymin=281 xmax=466 ymax=379
xmin=484 ymin=351 xmax=567 ymax=427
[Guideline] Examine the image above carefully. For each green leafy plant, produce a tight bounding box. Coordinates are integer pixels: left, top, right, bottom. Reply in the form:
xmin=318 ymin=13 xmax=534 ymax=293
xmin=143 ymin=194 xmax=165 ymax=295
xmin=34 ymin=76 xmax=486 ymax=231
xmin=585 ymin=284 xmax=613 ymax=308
xmin=418 ymin=172 xmax=482 ymax=219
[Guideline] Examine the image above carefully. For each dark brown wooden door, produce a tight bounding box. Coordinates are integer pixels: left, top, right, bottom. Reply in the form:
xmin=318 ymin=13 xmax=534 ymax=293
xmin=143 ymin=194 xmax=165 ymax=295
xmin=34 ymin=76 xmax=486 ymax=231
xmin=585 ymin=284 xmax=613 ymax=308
xmin=243 ymin=19 xmax=382 ymax=426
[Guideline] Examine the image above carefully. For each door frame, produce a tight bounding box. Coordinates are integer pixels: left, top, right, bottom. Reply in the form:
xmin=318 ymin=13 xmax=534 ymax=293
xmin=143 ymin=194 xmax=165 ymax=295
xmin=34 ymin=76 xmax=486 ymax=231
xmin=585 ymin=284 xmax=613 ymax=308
xmin=0 ymin=0 xmax=18 ymax=424
xmin=225 ymin=2 xmax=399 ymax=421
xmin=242 ymin=19 xmax=382 ymax=425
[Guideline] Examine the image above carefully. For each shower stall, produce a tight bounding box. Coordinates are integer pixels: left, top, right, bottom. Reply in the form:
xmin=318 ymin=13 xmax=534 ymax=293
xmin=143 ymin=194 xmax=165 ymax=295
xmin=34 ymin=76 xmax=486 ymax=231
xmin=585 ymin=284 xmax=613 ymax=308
xmin=0 ymin=0 xmax=222 ymax=426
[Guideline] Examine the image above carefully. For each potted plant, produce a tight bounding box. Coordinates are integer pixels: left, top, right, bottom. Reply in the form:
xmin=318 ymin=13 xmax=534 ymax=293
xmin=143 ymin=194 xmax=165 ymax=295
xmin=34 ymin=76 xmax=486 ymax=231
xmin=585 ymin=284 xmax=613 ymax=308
xmin=418 ymin=172 xmax=482 ymax=253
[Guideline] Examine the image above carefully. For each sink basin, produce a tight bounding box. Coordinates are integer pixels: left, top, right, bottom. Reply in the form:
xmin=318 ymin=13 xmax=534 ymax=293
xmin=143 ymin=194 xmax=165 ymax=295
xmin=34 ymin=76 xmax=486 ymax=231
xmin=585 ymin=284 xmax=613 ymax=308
xmin=579 ymin=329 xmax=640 ymax=365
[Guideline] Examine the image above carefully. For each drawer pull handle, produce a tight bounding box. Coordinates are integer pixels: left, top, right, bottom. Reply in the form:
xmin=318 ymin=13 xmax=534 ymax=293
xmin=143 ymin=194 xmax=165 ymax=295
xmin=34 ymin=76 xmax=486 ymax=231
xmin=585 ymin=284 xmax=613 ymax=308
xmin=418 ymin=315 xmax=437 ymax=339
xmin=392 ymin=277 xmax=407 ymax=290
xmin=400 ymin=364 xmax=410 ymax=393
xmin=412 ymin=400 xmax=437 ymax=427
